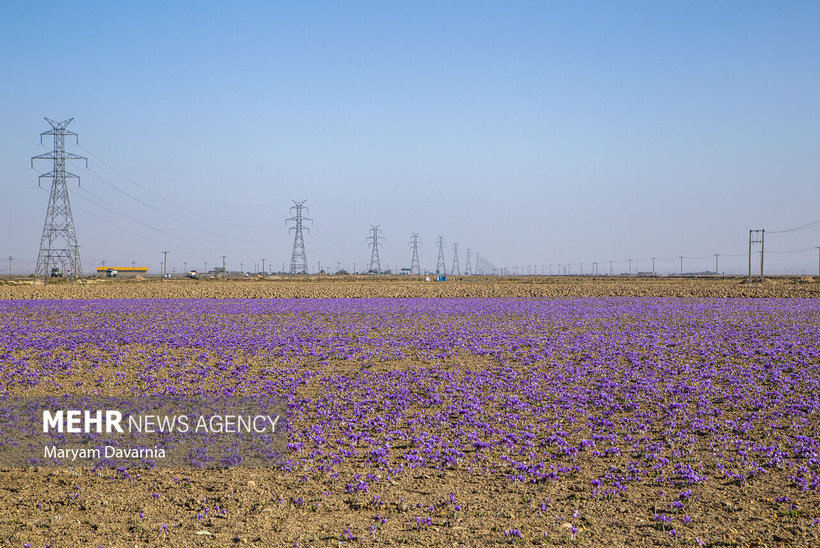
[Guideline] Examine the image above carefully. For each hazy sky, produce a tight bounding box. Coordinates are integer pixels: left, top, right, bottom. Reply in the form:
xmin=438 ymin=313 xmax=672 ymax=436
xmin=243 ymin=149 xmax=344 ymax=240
xmin=2 ymin=1 xmax=819 ymax=275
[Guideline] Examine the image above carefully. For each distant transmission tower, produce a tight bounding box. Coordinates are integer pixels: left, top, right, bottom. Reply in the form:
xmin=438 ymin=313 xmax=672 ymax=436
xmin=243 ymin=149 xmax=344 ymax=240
xmin=367 ymin=225 xmax=383 ymax=274
xmin=287 ymin=200 xmax=311 ymax=275
xmin=464 ymin=248 xmax=472 ymax=275
xmin=32 ymin=118 xmax=87 ymax=282
xmin=409 ymin=233 xmax=422 ymax=275
xmin=435 ymin=236 xmax=447 ymax=275
xmin=451 ymin=242 xmax=460 ymax=275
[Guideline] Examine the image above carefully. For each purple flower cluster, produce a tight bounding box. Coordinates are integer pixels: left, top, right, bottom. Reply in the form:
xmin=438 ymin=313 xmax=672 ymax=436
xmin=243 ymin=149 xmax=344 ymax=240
xmin=1 ymin=297 xmax=819 ymax=498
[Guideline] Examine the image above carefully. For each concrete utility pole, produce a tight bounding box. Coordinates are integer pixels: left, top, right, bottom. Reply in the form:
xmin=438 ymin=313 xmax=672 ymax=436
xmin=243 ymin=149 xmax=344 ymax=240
xmin=353 ymin=262 xmax=357 ymax=275
xmin=609 ymin=260 xmax=613 ymax=276
xmin=816 ymin=246 xmax=820 ymax=278
xmin=262 ymin=259 xmax=267 ymax=275
xmin=317 ymin=261 xmax=322 ymax=274
xmin=679 ymin=256 xmax=684 ymax=276
xmin=748 ymin=229 xmax=764 ymax=281
xmin=714 ymin=254 xmax=719 ymax=277
xmin=817 ymin=247 xmax=820 ymax=278
xmin=221 ymin=255 xmax=226 ymax=274
xmin=7 ymin=256 xmax=12 ymax=276
xmin=184 ymin=261 xmax=187 ymax=272
xmin=651 ymin=257 xmax=656 ymax=277
xmin=240 ymin=262 xmax=243 ymax=273
xmin=162 ymin=251 xmax=169 ymax=276
xmin=628 ymin=258 xmax=633 ymax=275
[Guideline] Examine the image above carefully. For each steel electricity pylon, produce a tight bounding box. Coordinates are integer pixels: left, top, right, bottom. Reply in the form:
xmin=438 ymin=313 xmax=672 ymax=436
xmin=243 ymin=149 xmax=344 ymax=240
xmin=435 ymin=236 xmax=447 ymax=275
xmin=409 ymin=233 xmax=422 ymax=275
xmin=451 ymin=242 xmax=460 ymax=275
xmin=464 ymin=248 xmax=472 ymax=275
xmin=31 ymin=118 xmax=87 ymax=282
xmin=367 ymin=225 xmax=383 ymax=274
xmin=286 ymin=200 xmax=312 ymax=275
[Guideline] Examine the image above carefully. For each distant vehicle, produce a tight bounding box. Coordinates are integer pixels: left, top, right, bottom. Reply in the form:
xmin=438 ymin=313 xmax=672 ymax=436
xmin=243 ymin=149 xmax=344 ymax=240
xmin=186 ymin=270 xmax=200 ymax=280
xmin=50 ymin=267 xmax=63 ymax=277
xmin=162 ymin=274 xmax=172 ymax=279
xmin=105 ymin=269 xmax=118 ymax=278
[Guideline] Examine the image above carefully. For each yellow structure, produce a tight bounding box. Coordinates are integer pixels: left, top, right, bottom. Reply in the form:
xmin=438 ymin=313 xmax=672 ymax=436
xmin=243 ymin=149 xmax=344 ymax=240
xmin=95 ymin=266 xmax=149 ymax=276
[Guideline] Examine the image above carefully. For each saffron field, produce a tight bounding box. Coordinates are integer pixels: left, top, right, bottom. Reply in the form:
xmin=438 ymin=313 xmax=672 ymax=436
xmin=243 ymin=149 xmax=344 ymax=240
xmin=1 ymin=296 xmax=819 ymax=545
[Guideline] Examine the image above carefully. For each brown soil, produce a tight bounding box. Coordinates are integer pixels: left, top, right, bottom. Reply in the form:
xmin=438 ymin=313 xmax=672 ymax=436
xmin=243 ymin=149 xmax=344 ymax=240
xmin=1 ymin=275 xmax=819 ymax=299
xmin=0 ymin=278 xmax=818 ymax=547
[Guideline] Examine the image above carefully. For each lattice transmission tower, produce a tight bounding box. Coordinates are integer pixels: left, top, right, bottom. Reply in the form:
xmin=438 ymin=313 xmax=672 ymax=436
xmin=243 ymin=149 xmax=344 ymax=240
xmin=464 ymin=248 xmax=472 ymax=275
xmin=367 ymin=225 xmax=383 ymax=274
xmin=32 ymin=118 xmax=87 ymax=282
xmin=435 ymin=236 xmax=447 ymax=275
xmin=409 ymin=233 xmax=422 ymax=275
xmin=451 ymin=242 xmax=460 ymax=275
xmin=286 ymin=200 xmax=311 ymax=275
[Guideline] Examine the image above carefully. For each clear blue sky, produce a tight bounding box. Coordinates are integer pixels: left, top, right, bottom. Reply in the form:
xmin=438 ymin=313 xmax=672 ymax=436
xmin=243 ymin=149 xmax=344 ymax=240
xmin=1 ymin=1 xmax=819 ymax=275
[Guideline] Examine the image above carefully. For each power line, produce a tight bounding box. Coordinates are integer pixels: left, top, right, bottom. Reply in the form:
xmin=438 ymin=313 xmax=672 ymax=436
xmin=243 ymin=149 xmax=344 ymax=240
xmin=767 ymin=247 xmax=818 ymax=254
xmin=768 ymin=218 xmax=820 ymax=234
xmin=72 ymin=188 xmax=248 ymax=253
xmin=83 ymin=168 xmax=257 ymax=242
xmin=78 ymin=144 xmax=265 ymax=229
